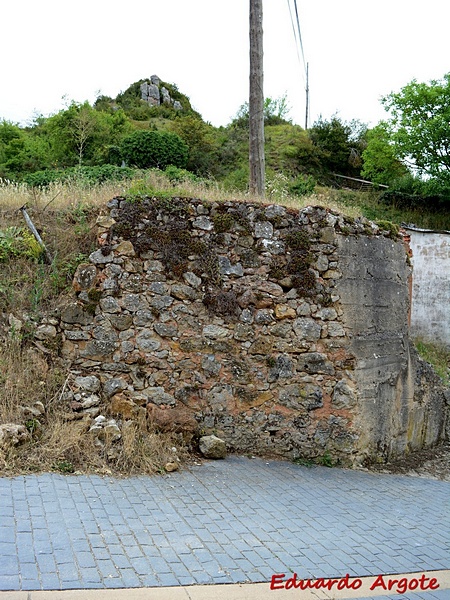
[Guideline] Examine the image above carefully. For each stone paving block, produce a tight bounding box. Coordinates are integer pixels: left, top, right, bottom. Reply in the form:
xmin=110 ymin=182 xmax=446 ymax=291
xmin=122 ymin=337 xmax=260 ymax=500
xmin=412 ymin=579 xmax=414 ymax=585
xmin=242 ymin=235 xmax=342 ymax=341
xmin=0 ymin=457 xmax=449 ymax=592
xmin=115 ymin=568 xmax=141 ymax=588
xmin=39 ymin=572 xmax=61 ymax=590
xmin=76 ymin=552 xmax=97 ymax=569
xmin=36 ymin=553 xmax=58 ymax=574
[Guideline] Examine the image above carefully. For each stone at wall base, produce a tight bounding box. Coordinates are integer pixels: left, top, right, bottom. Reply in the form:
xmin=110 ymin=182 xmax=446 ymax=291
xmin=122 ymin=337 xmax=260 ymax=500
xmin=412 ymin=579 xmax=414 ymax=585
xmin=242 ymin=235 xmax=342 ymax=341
xmin=199 ymin=435 xmax=227 ymax=459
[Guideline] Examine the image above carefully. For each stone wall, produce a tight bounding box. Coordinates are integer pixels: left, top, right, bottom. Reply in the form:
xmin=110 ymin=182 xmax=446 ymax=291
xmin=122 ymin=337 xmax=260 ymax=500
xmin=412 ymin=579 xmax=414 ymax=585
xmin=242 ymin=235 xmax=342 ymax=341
xmin=57 ymin=197 xmax=448 ymax=465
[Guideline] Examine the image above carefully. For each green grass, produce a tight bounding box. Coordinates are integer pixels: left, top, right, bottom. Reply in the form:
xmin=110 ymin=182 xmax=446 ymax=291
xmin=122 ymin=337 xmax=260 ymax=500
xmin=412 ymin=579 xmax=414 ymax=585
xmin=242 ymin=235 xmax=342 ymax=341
xmin=326 ymin=188 xmax=450 ymax=230
xmin=414 ymin=339 xmax=450 ymax=386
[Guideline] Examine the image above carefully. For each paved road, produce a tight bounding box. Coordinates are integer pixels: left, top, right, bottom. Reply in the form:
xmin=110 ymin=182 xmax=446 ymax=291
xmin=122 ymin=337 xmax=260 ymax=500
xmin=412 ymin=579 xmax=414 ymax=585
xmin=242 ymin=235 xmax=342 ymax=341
xmin=0 ymin=456 xmax=449 ymax=599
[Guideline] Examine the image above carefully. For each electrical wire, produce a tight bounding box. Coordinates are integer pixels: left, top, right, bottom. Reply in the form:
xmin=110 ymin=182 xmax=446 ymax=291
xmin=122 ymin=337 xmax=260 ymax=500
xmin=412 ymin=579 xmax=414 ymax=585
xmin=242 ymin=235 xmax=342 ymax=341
xmin=287 ymin=0 xmax=305 ymax=84
xmin=287 ymin=0 xmax=307 ymax=78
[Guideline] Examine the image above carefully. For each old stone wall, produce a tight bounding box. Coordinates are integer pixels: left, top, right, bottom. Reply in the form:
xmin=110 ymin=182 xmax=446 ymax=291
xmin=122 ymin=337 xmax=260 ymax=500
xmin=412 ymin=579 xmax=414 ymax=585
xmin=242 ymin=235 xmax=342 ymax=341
xmin=56 ymin=197 xmax=448 ymax=465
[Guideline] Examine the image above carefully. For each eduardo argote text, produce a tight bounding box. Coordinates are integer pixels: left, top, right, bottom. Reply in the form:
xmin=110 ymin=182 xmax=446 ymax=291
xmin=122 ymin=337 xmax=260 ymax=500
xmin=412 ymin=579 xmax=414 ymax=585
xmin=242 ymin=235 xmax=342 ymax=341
xmin=270 ymin=572 xmax=440 ymax=594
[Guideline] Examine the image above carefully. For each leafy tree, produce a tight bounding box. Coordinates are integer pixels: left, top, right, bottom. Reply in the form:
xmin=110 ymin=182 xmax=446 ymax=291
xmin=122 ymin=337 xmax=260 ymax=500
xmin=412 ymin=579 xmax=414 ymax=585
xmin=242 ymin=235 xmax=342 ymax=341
xmin=0 ymin=121 xmax=50 ymax=177
xmin=382 ymin=74 xmax=450 ymax=184
xmin=120 ymin=130 xmax=188 ymax=169
xmin=361 ymin=123 xmax=408 ymax=185
xmin=308 ymin=115 xmax=367 ymax=177
xmin=170 ymin=116 xmax=218 ymax=175
xmin=37 ymin=102 xmax=132 ymax=168
xmin=231 ymin=94 xmax=292 ymax=128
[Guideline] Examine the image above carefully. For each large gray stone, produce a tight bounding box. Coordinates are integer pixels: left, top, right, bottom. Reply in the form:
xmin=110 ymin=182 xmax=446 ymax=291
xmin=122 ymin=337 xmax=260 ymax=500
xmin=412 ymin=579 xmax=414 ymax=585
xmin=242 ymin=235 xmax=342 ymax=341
xmin=293 ymin=318 xmax=322 ymax=341
xmin=74 ymin=376 xmax=101 ymax=393
xmin=296 ymin=353 xmax=335 ymax=375
xmin=61 ymin=303 xmax=93 ymax=325
xmin=0 ymin=423 xmax=30 ymax=447
xmin=103 ymin=378 xmax=128 ymax=399
xmin=199 ymin=435 xmax=227 ymax=459
xmin=136 ymin=331 xmax=161 ymax=352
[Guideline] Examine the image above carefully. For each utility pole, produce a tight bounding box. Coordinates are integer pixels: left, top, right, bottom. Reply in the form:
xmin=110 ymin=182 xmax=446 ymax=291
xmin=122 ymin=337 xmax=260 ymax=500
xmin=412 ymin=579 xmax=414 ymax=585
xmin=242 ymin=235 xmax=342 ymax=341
xmin=305 ymin=62 xmax=310 ymax=130
xmin=249 ymin=0 xmax=265 ymax=197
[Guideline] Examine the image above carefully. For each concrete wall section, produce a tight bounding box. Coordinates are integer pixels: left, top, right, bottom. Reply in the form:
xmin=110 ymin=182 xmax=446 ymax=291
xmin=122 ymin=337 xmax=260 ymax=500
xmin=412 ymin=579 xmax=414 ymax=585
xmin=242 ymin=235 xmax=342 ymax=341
xmin=337 ymin=234 xmax=447 ymax=459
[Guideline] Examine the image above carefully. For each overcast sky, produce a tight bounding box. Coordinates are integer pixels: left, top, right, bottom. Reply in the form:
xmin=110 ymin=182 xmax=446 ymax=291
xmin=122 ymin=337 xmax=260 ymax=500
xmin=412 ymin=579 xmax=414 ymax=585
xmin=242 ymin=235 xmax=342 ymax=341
xmin=1 ymin=0 xmax=449 ymax=129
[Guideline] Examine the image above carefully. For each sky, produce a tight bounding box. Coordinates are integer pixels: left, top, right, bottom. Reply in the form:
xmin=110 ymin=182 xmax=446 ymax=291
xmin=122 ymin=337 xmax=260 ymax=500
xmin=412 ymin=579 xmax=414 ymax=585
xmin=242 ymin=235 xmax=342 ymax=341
xmin=1 ymin=0 xmax=449 ymax=130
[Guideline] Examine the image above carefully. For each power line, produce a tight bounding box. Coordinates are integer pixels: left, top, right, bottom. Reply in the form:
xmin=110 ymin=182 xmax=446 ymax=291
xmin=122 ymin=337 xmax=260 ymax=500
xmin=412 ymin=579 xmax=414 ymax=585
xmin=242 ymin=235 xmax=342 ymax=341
xmin=286 ymin=0 xmax=305 ymax=84
xmin=292 ymin=0 xmax=307 ymax=75
xmin=286 ymin=0 xmax=310 ymax=128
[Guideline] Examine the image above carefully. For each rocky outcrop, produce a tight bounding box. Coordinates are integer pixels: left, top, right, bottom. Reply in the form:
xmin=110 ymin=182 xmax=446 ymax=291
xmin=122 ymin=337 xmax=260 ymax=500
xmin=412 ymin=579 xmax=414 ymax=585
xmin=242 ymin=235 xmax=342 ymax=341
xmin=53 ymin=197 xmax=448 ymax=466
xmin=140 ymin=75 xmax=183 ymax=111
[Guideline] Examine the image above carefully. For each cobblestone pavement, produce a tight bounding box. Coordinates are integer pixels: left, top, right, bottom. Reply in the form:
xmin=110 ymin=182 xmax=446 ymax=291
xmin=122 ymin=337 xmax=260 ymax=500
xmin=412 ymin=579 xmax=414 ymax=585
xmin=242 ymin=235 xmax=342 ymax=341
xmin=0 ymin=456 xmax=449 ymax=599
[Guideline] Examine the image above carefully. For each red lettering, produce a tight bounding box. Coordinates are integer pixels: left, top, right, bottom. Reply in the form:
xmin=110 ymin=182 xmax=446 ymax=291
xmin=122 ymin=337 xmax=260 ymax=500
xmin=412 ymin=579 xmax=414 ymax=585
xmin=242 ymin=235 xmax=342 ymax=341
xmin=397 ymin=577 xmax=408 ymax=594
xmin=370 ymin=574 xmax=388 ymax=591
xmin=388 ymin=578 xmax=399 ymax=590
xmin=351 ymin=578 xmax=362 ymax=589
xmin=270 ymin=574 xmax=285 ymax=590
xmin=285 ymin=573 xmax=301 ymax=589
xmin=325 ymin=579 xmax=339 ymax=590
xmin=428 ymin=577 xmax=439 ymax=590
xmin=338 ymin=573 xmax=362 ymax=590
xmin=314 ymin=578 xmax=326 ymax=589
xmin=408 ymin=578 xmax=418 ymax=590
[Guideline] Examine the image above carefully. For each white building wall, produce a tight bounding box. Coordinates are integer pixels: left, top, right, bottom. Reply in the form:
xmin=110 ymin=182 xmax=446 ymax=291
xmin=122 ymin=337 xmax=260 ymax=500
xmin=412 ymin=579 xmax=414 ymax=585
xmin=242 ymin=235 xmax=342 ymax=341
xmin=409 ymin=229 xmax=450 ymax=348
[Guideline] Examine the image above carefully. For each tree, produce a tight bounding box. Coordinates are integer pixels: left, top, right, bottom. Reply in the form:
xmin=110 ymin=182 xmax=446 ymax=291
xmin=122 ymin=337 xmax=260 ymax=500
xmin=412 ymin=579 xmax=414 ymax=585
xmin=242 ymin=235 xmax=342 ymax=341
xmin=0 ymin=120 xmax=50 ymax=177
xmin=36 ymin=102 xmax=132 ymax=168
xmin=231 ymin=94 xmax=291 ymax=129
xmin=361 ymin=123 xmax=408 ymax=185
xmin=308 ymin=115 xmax=367 ymax=177
xmin=120 ymin=130 xmax=188 ymax=170
xmin=382 ymin=74 xmax=450 ymax=183
xmin=170 ymin=116 xmax=218 ymax=175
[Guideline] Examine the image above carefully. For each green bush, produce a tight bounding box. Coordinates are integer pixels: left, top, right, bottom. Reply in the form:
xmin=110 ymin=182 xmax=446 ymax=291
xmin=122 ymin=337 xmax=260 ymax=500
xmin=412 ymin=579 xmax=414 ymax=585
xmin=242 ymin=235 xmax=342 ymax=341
xmin=120 ymin=130 xmax=189 ymax=170
xmin=164 ymin=165 xmax=201 ymax=184
xmin=0 ymin=227 xmax=43 ymax=261
xmin=289 ymin=174 xmax=316 ymax=197
xmin=381 ymin=174 xmax=450 ymax=212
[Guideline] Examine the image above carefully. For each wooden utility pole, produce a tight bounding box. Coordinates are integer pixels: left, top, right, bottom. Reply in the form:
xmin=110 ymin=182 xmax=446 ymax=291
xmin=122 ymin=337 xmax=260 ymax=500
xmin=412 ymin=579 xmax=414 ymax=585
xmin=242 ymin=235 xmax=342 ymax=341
xmin=249 ymin=0 xmax=265 ymax=197
xmin=305 ymin=62 xmax=310 ymax=130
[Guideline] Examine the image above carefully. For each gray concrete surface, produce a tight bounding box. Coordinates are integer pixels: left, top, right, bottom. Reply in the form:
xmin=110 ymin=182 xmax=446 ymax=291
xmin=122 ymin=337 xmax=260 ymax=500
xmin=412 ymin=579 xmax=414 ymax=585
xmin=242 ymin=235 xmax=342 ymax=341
xmin=0 ymin=456 xmax=449 ymax=600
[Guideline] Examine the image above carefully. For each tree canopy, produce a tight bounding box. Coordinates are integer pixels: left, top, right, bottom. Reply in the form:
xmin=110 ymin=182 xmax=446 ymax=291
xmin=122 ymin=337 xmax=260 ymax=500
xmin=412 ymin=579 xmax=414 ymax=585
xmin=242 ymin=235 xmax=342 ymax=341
xmin=381 ymin=74 xmax=450 ymax=183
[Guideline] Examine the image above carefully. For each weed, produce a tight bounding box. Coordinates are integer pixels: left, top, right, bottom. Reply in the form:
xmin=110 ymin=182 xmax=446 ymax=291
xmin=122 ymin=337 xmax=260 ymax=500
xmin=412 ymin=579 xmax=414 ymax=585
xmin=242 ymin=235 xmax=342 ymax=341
xmin=414 ymin=339 xmax=450 ymax=385
xmin=52 ymin=460 xmax=75 ymax=474
xmin=202 ymin=289 xmax=239 ymax=316
xmin=375 ymin=220 xmax=400 ymax=239
xmin=285 ymin=229 xmax=311 ymax=251
xmin=293 ymin=457 xmax=314 ymax=468
xmin=317 ymin=451 xmax=334 ymax=467
xmin=266 ymin=356 xmax=277 ymax=368
xmin=25 ymin=419 xmax=41 ymax=435
xmin=212 ymin=213 xmax=234 ymax=233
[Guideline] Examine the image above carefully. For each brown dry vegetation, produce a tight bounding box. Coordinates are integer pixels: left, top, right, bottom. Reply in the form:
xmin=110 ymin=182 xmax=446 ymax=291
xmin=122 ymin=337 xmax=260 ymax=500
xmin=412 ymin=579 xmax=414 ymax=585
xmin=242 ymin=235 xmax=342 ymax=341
xmin=0 ymin=177 xmax=200 ymax=476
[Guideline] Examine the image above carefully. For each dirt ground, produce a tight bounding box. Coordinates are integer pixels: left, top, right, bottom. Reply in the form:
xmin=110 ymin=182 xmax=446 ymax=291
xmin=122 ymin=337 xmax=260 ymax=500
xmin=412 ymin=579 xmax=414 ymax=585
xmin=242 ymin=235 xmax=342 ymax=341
xmin=366 ymin=443 xmax=450 ymax=481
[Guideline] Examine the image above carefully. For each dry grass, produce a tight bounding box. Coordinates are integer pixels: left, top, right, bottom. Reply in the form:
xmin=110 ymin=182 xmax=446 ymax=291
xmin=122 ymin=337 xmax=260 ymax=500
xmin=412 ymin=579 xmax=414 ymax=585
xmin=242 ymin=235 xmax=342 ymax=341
xmin=0 ymin=338 xmax=190 ymax=477
xmin=0 ymin=171 xmax=363 ymax=215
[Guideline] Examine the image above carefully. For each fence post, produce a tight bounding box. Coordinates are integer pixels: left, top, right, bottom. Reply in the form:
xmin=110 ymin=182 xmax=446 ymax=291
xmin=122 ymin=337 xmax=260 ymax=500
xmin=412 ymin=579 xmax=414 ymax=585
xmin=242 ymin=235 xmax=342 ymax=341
xmin=19 ymin=204 xmax=53 ymax=265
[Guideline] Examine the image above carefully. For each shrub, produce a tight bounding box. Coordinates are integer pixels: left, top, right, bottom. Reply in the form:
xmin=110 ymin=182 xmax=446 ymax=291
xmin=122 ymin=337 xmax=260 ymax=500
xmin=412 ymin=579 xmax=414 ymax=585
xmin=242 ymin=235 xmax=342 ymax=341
xmin=120 ymin=131 xmax=189 ymax=170
xmin=0 ymin=227 xmax=43 ymax=261
xmin=289 ymin=174 xmax=316 ymax=197
xmin=380 ymin=175 xmax=450 ymax=212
